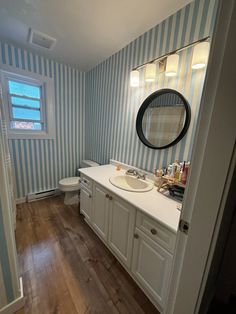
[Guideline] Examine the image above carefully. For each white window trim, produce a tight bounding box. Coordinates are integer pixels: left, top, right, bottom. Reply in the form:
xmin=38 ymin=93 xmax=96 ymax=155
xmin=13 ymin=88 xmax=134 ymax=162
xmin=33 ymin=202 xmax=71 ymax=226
xmin=0 ymin=63 xmax=55 ymax=140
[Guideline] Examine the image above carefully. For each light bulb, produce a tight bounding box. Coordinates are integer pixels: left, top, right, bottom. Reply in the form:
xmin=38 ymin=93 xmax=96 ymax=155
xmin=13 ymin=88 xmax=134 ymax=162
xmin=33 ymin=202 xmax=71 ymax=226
xmin=130 ymin=70 xmax=139 ymax=87
xmin=145 ymin=63 xmax=156 ymax=82
xmin=165 ymin=54 xmax=179 ymax=77
xmin=192 ymin=41 xmax=210 ymax=69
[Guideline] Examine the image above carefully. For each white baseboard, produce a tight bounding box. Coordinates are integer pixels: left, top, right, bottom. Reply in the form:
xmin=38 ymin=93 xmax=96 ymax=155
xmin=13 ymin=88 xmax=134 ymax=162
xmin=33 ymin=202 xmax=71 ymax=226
xmin=0 ymin=277 xmax=24 ymax=314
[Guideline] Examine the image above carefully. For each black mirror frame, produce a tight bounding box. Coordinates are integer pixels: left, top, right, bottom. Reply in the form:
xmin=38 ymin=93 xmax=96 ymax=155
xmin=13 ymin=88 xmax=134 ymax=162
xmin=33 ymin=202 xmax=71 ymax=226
xmin=136 ymin=88 xmax=191 ymax=150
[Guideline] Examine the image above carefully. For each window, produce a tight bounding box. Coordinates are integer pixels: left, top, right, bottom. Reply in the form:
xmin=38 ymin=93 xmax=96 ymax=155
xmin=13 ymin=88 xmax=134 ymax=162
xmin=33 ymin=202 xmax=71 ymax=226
xmin=1 ymin=65 xmax=55 ymax=139
xmin=8 ymin=80 xmax=44 ymax=131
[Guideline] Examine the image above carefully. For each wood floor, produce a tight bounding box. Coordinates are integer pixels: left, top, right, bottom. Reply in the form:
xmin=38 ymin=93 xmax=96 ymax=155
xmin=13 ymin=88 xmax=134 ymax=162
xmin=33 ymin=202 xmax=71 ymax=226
xmin=15 ymin=196 xmax=159 ymax=314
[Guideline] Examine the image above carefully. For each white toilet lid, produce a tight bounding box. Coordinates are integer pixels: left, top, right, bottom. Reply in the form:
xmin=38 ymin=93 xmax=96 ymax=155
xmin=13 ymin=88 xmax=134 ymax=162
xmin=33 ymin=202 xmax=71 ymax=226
xmin=59 ymin=177 xmax=80 ymax=187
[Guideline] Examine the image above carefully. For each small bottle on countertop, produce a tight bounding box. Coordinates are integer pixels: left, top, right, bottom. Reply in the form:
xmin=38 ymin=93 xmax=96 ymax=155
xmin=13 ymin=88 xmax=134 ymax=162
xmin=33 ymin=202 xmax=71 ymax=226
xmin=154 ymin=168 xmax=163 ymax=187
xmin=181 ymin=162 xmax=190 ymax=185
xmin=172 ymin=160 xmax=179 ymax=179
xmin=174 ymin=164 xmax=181 ymax=181
xmin=179 ymin=162 xmax=184 ymax=182
xmin=171 ymin=163 xmax=175 ymax=177
xmin=116 ymin=164 xmax=122 ymax=171
xmin=167 ymin=165 xmax=172 ymax=176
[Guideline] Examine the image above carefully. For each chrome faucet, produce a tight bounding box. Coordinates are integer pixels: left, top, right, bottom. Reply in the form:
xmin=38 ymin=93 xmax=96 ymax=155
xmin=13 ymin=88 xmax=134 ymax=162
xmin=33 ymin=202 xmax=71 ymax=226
xmin=137 ymin=171 xmax=147 ymax=180
xmin=126 ymin=168 xmax=146 ymax=180
xmin=126 ymin=168 xmax=138 ymax=176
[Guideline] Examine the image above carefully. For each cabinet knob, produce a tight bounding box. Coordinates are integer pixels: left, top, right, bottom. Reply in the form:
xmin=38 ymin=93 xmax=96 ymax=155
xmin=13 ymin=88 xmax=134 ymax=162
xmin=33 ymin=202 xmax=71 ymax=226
xmin=134 ymin=233 xmax=139 ymax=239
xmin=105 ymin=194 xmax=109 ymax=198
xmin=109 ymin=196 xmax=113 ymax=200
xmin=150 ymin=228 xmax=157 ymax=235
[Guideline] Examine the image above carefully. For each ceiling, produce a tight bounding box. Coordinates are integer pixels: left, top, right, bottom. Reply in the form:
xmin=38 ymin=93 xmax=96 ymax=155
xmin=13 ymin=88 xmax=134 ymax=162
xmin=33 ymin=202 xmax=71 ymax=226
xmin=0 ymin=0 xmax=192 ymax=71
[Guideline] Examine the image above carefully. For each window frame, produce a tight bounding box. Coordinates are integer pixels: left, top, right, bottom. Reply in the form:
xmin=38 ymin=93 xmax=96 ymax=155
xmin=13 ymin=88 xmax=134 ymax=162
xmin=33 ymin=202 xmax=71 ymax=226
xmin=0 ymin=64 xmax=55 ymax=139
xmin=7 ymin=76 xmax=45 ymax=130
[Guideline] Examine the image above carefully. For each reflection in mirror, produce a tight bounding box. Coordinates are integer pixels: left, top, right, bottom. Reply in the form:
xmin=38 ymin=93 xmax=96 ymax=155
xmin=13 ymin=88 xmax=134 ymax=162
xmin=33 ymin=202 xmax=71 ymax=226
xmin=142 ymin=93 xmax=186 ymax=147
xmin=136 ymin=89 xmax=191 ymax=149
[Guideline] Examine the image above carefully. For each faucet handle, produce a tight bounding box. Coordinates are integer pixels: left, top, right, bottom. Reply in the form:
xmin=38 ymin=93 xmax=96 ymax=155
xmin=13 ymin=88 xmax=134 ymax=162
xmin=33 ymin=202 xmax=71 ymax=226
xmin=139 ymin=172 xmax=147 ymax=180
xmin=126 ymin=168 xmax=137 ymax=176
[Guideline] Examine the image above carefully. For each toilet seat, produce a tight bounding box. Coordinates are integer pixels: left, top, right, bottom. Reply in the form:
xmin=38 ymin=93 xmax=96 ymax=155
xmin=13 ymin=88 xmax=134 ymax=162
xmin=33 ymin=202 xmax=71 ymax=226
xmin=59 ymin=177 xmax=80 ymax=192
xmin=58 ymin=160 xmax=99 ymax=205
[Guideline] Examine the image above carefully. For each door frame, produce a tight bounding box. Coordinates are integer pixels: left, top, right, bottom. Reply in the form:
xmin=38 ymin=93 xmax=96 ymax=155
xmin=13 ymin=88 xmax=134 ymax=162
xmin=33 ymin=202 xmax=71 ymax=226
xmin=166 ymin=1 xmax=236 ymax=313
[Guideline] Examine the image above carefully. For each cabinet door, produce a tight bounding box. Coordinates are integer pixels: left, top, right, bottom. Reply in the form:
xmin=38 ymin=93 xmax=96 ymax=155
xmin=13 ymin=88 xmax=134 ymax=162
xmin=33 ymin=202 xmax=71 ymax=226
xmin=132 ymin=229 xmax=172 ymax=309
xmin=80 ymin=187 xmax=92 ymax=221
xmin=92 ymin=183 xmax=109 ymax=241
xmin=108 ymin=197 xmax=135 ymax=268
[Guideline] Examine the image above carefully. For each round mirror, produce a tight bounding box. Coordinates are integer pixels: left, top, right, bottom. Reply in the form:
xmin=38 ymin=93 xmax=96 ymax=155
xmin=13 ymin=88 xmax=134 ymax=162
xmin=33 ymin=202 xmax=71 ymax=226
xmin=136 ymin=89 xmax=191 ymax=149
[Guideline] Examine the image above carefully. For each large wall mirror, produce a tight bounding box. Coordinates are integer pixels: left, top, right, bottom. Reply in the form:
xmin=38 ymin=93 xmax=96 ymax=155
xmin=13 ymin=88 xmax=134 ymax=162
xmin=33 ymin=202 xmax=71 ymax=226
xmin=136 ymin=89 xmax=191 ymax=149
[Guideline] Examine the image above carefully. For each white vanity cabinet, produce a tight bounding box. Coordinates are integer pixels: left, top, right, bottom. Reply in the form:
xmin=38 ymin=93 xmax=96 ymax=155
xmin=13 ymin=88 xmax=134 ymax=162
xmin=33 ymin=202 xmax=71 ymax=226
xmin=79 ymin=169 xmax=177 ymax=313
xmin=92 ymin=183 xmax=109 ymax=241
xmin=132 ymin=228 xmax=172 ymax=310
xmin=80 ymin=174 xmax=93 ymax=222
xmin=80 ymin=188 xmax=92 ymax=221
xmin=91 ymin=182 xmax=136 ymax=269
xmin=108 ymin=195 xmax=135 ymax=268
xmin=132 ymin=211 xmax=175 ymax=310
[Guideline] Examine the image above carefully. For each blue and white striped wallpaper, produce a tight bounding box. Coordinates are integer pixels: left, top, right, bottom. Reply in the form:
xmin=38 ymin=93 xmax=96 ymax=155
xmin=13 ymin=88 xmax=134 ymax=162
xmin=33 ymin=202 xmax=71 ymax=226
xmin=0 ymin=42 xmax=86 ymax=200
xmin=0 ymin=110 xmax=20 ymax=309
xmin=0 ymin=197 xmax=19 ymax=309
xmin=0 ymin=0 xmax=218 ymax=200
xmin=0 ymin=197 xmax=14 ymax=306
xmin=85 ymin=0 xmax=218 ymax=172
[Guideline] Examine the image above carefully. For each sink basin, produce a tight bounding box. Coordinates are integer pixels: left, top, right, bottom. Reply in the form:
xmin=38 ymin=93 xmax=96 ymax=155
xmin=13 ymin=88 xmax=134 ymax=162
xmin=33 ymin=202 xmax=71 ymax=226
xmin=109 ymin=175 xmax=154 ymax=192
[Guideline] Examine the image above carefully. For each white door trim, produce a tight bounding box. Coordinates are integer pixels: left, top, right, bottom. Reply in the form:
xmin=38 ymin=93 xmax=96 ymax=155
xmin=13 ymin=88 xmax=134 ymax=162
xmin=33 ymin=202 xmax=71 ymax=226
xmin=0 ymin=277 xmax=24 ymax=314
xmin=166 ymin=1 xmax=236 ymax=313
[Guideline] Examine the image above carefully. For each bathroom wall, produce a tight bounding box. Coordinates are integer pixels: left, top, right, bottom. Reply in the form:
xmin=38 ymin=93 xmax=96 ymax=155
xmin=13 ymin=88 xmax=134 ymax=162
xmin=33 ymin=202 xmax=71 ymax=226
xmin=0 ymin=0 xmax=218 ymax=200
xmin=0 ymin=119 xmax=21 ymax=310
xmin=0 ymin=192 xmax=20 ymax=310
xmin=0 ymin=41 xmax=85 ymax=200
xmin=85 ymin=0 xmax=218 ymax=172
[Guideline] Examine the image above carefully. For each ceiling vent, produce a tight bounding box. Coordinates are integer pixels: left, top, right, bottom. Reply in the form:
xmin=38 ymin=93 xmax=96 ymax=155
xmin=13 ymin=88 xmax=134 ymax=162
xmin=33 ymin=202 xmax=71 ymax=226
xmin=28 ymin=28 xmax=56 ymax=50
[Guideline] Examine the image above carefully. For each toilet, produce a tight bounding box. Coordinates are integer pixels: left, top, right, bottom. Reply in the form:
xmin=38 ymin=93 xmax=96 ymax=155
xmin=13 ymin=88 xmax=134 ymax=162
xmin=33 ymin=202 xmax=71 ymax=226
xmin=59 ymin=159 xmax=99 ymax=205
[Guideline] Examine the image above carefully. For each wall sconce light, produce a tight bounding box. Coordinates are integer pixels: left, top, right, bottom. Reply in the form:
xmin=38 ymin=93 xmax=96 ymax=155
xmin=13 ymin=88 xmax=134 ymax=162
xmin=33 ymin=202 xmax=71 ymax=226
xmin=192 ymin=41 xmax=210 ymax=69
xmin=130 ymin=70 xmax=139 ymax=87
xmin=129 ymin=37 xmax=210 ymax=87
xmin=165 ymin=54 xmax=179 ymax=77
xmin=145 ymin=63 xmax=156 ymax=82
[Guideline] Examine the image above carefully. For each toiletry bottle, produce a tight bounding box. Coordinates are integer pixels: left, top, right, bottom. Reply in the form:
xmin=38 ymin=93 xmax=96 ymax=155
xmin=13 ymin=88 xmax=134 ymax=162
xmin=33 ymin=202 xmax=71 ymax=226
xmin=154 ymin=169 xmax=163 ymax=186
xmin=179 ymin=162 xmax=183 ymax=182
xmin=167 ymin=165 xmax=172 ymax=177
xmin=173 ymin=160 xmax=179 ymax=180
xmin=185 ymin=163 xmax=190 ymax=183
xmin=175 ymin=164 xmax=181 ymax=180
xmin=181 ymin=162 xmax=190 ymax=185
xmin=171 ymin=163 xmax=175 ymax=177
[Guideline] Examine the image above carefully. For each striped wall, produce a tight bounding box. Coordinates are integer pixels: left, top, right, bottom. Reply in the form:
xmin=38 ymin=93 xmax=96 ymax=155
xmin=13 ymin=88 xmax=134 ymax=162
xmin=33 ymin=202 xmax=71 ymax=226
xmin=0 ymin=192 xmax=19 ymax=309
xmin=85 ymin=0 xmax=218 ymax=172
xmin=0 ymin=0 xmax=218 ymax=199
xmin=0 ymin=110 xmax=21 ymax=309
xmin=0 ymin=42 xmax=86 ymax=199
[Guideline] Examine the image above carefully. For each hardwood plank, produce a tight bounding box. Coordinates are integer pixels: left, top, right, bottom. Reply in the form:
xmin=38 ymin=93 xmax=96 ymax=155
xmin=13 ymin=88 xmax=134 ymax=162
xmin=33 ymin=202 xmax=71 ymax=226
xmin=15 ymin=196 xmax=159 ymax=314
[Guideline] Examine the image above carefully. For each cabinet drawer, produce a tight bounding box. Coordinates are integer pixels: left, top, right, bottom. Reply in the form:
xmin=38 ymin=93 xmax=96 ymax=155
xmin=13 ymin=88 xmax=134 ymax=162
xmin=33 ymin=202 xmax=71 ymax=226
xmin=136 ymin=212 xmax=176 ymax=254
xmin=80 ymin=174 xmax=92 ymax=191
xmin=80 ymin=186 xmax=92 ymax=221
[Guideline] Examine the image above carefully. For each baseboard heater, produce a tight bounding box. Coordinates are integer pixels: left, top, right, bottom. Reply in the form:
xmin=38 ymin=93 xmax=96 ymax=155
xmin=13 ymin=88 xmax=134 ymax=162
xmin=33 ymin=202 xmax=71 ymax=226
xmin=27 ymin=189 xmax=60 ymax=202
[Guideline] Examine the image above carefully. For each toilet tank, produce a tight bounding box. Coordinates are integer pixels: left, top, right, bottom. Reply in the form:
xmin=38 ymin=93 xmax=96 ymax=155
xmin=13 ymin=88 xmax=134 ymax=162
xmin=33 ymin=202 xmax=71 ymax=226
xmin=80 ymin=160 xmax=99 ymax=168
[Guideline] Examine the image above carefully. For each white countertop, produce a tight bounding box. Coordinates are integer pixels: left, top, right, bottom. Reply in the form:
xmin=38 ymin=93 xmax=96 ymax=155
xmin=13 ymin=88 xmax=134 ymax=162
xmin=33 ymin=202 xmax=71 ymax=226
xmin=79 ymin=164 xmax=181 ymax=233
